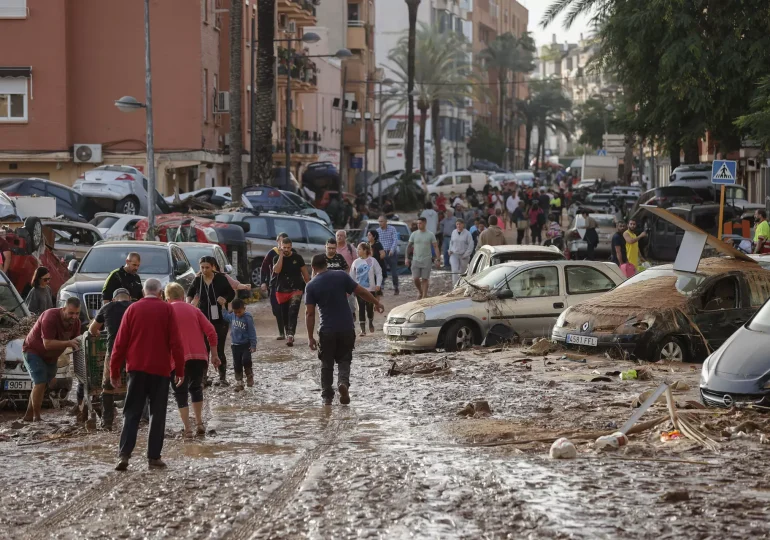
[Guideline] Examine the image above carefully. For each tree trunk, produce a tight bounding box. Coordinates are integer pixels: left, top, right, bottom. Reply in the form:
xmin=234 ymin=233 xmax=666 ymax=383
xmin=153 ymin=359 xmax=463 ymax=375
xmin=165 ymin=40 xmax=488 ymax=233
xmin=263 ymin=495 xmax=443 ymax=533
xmin=419 ymin=106 xmax=428 ymax=178
xmin=683 ymin=139 xmax=699 ymax=164
xmin=404 ymin=0 xmax=421 ymax=174
xmin=229 ymin=0 xmax=244 ymax=199
xmin=669 ymin=141 xmax=681 ymax=170
xmin=498 ymin=70 xmax=506 ymax=135
xmin=431 ymin=99 xmax=442 ymax=173
xmin=524 ymin=121 xmax=533 ymax=169
xmin=623 ymin=134 xmax=634 ymax=185
xmin=255 ymin=0 xmax=276 ymax=186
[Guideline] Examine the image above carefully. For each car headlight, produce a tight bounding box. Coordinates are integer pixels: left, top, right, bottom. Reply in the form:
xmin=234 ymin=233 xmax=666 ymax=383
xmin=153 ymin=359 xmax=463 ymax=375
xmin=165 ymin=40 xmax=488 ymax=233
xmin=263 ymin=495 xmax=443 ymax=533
xmin=408 ymin=312 xmax=426 ymax=324
xmin=701 ymin=355 xmax=712 ymax=384
xmin=555 ymin=311 xmax=568 ymax=328
xmin=58 ymin=289 xmax=78 ymax=307
xmin=202 ymin=227 xmax=218 ymax=243
xmin=613 ymin=315 xmax=656 ymax=335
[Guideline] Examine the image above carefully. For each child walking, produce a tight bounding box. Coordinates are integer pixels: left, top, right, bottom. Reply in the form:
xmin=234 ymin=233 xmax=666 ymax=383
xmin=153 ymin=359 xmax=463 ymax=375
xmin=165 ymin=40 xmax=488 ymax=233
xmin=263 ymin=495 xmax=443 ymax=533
xmin=349 ymin=242 xmax=382 ymax=336
xmin=220 ymin=298 xmax=258 ymax=390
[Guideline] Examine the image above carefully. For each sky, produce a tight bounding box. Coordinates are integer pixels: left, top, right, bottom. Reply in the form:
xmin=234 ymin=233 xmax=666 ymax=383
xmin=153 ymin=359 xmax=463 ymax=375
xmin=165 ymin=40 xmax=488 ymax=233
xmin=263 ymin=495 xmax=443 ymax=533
xmin=519 ymin=0 xmax=593 ymax=48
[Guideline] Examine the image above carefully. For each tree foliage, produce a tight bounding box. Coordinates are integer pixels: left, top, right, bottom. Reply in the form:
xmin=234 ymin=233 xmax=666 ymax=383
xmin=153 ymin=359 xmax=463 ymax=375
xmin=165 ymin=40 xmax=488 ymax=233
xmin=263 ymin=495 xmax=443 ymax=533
xmin=574 ymin=97 xmax=619 ymax=149
xmin=468 ymin=123 xmax=505 ymax=166
xmin=517 ymin=78 xmax=573 ymax=169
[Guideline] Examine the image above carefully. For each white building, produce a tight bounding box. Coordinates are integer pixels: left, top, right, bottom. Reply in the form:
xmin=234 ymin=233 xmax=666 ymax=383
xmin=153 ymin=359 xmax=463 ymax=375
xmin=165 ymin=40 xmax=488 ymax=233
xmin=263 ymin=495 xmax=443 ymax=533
xmin=375 ymin=0 xmax=473 ymax=176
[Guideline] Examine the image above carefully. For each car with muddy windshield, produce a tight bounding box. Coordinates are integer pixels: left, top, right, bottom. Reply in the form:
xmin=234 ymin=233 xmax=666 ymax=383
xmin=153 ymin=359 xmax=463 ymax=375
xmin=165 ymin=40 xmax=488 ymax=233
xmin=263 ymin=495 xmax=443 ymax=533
xmin=0 ymin=270 xmax=72 ymax=405
xmin=383 ymin=260 xmax=626 ymax=352
xmin=551 ymin=258 xmax=770 ymax=362
xmin=57 ymin=241 xmax=196 ymax=321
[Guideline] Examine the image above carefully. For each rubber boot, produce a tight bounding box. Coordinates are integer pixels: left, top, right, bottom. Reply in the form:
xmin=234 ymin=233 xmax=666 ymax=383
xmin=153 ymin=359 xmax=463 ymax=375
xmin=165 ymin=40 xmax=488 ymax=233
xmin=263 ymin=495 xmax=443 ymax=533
xmin=101 ymin=393 xmax=115 ymax=430
xmin=245 ymin=366 xmax=254 ymax=388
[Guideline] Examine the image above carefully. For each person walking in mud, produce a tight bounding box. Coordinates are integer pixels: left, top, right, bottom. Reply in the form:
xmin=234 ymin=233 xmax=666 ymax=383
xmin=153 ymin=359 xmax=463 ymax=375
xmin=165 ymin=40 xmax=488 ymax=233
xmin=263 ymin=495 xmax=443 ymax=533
xmin=111 ymin=278 xmax=184 ymax=471
xmin=88 ymin=288 xmax=132 ymax=430
xmin=21 ymin=298 xmax=82 ymax=422
xmin=102 ymin=252 xmax=143 ymax=303
xmin=349 ymin=242 xmax=383 ymax=336
xmin=187 ymin=256 xmax=235 ymax=385
xmin=305 ymin=254 xmax=384 ymax=405
xmin=260 ymin=232 xmax=290 ymax=339
xmin=406 ymin=217 xmax=439 ymax=299
xmin=273 ymin=237 xmax=310 ymax=347
xmin=165 ymin=283 xmax=220 ymax=437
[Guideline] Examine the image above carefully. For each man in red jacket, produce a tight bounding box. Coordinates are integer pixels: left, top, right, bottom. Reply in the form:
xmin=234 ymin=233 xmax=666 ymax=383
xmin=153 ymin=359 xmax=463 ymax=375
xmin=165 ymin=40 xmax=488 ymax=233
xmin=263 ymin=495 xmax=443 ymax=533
xmin=110 ymin=278 xmax=184 ymax=471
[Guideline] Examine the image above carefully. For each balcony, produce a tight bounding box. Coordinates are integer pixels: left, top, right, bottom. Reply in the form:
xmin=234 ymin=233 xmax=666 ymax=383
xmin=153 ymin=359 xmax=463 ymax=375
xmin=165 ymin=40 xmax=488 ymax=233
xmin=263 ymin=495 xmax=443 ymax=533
xmin=277 ymin=0 xmax=318 ymax=26
xmin=347 ymin=21 xmax=367 ymax=50
xmin=276 ymin=49 xmax=318 ymax=92
xmin=273 ymin=131 xmax=321 ymax=161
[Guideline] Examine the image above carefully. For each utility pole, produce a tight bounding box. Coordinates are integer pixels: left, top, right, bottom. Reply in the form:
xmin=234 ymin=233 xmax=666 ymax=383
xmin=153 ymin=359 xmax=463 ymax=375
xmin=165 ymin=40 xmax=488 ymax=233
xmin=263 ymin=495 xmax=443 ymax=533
xmin=338 ymin=65 xmax=347 ymax=193
xmin=143 ymin=0 xmax=156 ymax=231
xmin=249 ymin=15 xmax=256 ymax=184
xmin=285 ymin=37 xmax=293 ymax=186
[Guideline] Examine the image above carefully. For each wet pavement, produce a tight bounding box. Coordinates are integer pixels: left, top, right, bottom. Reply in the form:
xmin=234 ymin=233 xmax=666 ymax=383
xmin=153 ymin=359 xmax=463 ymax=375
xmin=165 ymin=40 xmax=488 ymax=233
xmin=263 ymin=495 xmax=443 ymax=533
xmin=1 ymin=269 xmax=770 ymax=539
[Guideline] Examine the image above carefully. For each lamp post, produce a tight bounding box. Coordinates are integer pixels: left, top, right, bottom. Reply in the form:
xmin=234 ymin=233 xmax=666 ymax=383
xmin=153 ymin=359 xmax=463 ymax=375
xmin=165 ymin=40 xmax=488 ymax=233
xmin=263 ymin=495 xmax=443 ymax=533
xmin=114 ymin=0 xmax=156 ymax=232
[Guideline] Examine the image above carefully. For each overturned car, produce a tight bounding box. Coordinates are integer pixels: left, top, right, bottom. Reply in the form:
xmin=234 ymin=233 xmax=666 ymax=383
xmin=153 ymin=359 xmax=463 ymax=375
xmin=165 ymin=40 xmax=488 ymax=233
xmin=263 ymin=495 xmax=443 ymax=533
xmin=552 ymin=258 xmax=770 ymax=362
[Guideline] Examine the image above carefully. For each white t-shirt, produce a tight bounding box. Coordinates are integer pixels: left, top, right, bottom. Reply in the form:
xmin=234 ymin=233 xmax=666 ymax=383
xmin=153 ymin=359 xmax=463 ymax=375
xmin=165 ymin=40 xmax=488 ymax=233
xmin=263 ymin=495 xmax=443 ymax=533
xmin=420 ymin=208 xmax=439 ymax=234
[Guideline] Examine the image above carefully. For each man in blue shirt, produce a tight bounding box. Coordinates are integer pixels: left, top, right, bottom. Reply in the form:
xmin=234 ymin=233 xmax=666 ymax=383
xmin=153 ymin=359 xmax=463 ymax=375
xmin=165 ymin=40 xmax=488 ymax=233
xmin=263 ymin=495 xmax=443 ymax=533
xmin=305 ymin=254 xmax=384 ymax=405
xmin=377 ymin=215 xmax=400 ymax=295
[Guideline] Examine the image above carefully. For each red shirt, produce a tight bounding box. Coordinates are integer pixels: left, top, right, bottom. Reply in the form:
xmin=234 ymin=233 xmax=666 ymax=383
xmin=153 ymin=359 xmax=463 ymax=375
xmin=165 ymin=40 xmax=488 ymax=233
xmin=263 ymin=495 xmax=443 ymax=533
xmin=22 ymin=308 xmax=81 ymax=364
xmin=169 ymin=300 xmax=217 ymax=363
xmin=436 ymin=195 xmax=447 ymax=212
xmin=110 ymin=296 xmax=184 ymax=380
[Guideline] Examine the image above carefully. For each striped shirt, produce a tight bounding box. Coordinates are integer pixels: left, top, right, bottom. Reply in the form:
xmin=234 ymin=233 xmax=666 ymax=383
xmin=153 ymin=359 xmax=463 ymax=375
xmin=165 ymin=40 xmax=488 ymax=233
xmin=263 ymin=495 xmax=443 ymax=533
xmin=377 ymin=225 xmax=399 ymax=254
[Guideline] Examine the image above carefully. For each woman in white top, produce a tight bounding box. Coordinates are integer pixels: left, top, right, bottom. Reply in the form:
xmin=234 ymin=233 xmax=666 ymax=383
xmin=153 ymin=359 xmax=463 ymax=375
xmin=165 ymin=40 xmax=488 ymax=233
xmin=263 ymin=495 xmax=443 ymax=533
xmin=349 ymin=242 xmax=383 ymax=336
xmin=448 ymin=219 xmax=475 ymax=286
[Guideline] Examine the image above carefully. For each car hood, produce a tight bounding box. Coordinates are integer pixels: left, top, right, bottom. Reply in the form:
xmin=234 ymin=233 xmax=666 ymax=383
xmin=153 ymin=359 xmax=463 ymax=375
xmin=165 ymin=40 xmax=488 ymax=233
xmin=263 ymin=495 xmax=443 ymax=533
xmin=387 ymin=290 xmax=478 ymax=320
xmin=709 ymin=326 xmax=770 ymax=380
xmin=61 ymin=272 xmax=170 ymax=294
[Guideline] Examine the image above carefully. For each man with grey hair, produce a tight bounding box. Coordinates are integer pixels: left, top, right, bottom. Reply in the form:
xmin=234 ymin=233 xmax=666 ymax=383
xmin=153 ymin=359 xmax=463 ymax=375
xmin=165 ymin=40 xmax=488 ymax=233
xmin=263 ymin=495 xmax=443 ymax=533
xmin=110 ymin=278 xmax=184 ymax=471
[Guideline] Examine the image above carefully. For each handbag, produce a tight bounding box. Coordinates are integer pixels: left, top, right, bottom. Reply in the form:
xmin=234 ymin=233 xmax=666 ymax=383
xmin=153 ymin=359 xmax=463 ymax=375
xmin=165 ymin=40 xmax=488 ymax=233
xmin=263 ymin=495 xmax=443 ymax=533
xmin=516 ymin=219 xmax=529 ymax=230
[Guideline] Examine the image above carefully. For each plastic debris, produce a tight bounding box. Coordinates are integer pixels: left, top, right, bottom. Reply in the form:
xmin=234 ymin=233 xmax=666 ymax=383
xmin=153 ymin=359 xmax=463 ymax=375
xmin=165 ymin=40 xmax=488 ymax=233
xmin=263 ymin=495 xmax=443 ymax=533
xmin=620 ymin=369 xmax=638 ymax=380
xmin=660 ymin=430 xmax=683 ymax=442
xmin=549 ymin=437 xmax=577 ymax=459
xmin=594 ymin=431 xmax=629 ymax=451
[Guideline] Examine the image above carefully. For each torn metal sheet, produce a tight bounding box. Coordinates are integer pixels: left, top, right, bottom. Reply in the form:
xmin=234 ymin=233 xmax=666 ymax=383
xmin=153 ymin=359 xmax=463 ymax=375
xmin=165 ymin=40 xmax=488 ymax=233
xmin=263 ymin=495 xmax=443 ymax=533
xmin=620 ymin=382 xmax=669 ymax=434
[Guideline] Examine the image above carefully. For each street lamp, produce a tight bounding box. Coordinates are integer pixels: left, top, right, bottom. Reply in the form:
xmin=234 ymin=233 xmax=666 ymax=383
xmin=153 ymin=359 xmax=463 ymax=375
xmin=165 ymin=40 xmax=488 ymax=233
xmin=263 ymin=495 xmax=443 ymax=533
xmin=114 ymin=0 xmax=156 ymax=232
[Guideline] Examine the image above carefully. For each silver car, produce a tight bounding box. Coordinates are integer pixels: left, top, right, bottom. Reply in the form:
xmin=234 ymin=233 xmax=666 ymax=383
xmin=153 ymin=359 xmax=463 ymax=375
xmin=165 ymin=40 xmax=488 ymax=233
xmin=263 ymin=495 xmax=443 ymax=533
xmin=179 ymin=242 xmax=237 ymax=281
xmin=383 ymin=260 xmax=626 ymax=352
xmin=74 ymin=165 xmax=170 ymax=216
xmin=464 ymin=245 xmax=565 ymax=281
xmin=42 ymin=219 xmax=104 ymax=261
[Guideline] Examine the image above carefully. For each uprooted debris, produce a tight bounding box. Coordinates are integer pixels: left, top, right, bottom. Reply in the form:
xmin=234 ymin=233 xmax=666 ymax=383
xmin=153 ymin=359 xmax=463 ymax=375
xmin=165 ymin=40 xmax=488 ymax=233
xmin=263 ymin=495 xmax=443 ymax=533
xmin=388 ymin=359 xmax=450 ymax=377
xmin=457 ymin=400 xmax=493 ymax=418
xmin=0 ymin=315 xmax=38 ymax=371
xmin=526 ymin=339 xmax=561 ymax=355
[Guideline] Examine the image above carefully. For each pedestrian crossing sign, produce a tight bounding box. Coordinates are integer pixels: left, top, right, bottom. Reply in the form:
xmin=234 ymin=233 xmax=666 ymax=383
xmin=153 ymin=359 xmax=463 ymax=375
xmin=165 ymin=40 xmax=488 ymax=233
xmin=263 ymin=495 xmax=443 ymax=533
xmin=711 ymin=160 xmax=737 ymax=185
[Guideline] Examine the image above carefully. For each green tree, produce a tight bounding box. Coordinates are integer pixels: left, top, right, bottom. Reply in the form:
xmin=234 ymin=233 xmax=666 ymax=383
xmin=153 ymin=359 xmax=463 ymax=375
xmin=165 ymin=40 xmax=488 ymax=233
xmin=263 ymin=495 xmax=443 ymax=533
xmin=574 ymin=97 xmax=619 ymax=150
xmin=736 ymin=76 xmax=770 ymax=150
xmin=518 ymin=79 xmax=573 ymax=170
xmin=468 ymin=123 xmax=505 ymax=166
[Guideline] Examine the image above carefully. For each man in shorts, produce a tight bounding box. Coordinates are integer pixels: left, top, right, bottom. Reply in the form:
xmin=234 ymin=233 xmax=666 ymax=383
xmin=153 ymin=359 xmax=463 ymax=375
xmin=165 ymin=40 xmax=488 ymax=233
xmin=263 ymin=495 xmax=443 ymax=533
xmin=406 ymin=217 xmax=440 ymax=300
xmin=21 ymin=298 xmax=82 ymax=422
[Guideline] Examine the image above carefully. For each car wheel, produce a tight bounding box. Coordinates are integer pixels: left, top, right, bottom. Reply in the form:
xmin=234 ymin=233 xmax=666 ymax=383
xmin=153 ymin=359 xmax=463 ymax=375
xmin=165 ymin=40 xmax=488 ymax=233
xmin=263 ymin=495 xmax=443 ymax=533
xmin=250 ymin=258 xmax=263 ymax=288
xmin=443 ymin=319 xmax=477 ymax=352
xmin=117 ymin=197 xmax=139 ymax=215
xmin=22 ymin=216 xmax=42 ymax=253
xmin=656 ymin=336 xmax=688 ymax=362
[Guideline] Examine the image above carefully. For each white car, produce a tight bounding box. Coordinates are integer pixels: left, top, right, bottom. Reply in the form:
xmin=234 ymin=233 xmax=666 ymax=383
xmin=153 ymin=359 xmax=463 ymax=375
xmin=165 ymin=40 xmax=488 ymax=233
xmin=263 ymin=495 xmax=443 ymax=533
xmin=89 ymin=212 xmax=145 ymax=241
xmin=165 ymin=186 xmax=255 ymax=210
xmin=383 ymin=260 xmax=626 ymax=352
xmin=427 ymin=172 xmax=498 ymax=201
xmin=74 ymin=165 xmax=170 ymax=216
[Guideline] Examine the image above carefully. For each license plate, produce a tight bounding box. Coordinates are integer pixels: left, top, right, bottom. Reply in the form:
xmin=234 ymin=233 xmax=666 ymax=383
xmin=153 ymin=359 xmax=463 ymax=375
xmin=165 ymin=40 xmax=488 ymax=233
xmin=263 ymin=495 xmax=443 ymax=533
xmin=3 ymin=380 xmax=33 ymax=391
xmin=387 ymin=326 xmax=401 ymax=336
xmin=566 ymin=334 xmax=598 ymax=347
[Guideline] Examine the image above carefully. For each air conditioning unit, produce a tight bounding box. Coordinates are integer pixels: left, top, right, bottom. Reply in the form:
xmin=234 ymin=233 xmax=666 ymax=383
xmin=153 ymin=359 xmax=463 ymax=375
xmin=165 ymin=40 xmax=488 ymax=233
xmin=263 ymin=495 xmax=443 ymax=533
xmin=73 ymin=144 xmax=103 ymax=163
xmin=215 ymin=91 xmax=230 ymax=113
xmin=288 ymin=21 xmax=296 ymax=33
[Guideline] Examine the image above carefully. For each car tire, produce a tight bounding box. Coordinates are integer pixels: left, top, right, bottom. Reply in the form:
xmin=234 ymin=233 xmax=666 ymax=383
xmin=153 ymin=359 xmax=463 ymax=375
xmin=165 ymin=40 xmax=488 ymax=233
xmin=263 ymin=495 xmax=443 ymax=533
xmin=655 ymin=336 xmax=688 ymax=362
xmin=117 ymin=197 xmax=140 ymax=215
xmin=22 ymin=216 xmax=42 ymax=253
xmin=443 ymin=319 xmax=478 ymax=352
xmin=250 ymin=258 xmax=264 ymax=288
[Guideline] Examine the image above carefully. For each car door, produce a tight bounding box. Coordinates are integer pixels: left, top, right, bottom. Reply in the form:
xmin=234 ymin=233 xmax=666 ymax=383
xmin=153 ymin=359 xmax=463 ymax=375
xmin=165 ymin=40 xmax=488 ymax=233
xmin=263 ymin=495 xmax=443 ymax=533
xmin=691 ymin=275 xmax=744 ymax=350
xmin=490 ymin=265 xmax=565 ymax=338
xmin=242 ymin=215 xmax=272 ymax=260
xmin=213 ymin=246 xmax=233 ymax=278
xmin=466 ymin=251 xmax=487 ymax=278
xmin=171 ymin=245 xmax=195 ymax=290
xmin=433 ymin=175 xmax=454 ymax=196
xmin=272 ymin=217 xmax=311 ymax=261
xmin=564 ymin=264 xmax=617 ymax=307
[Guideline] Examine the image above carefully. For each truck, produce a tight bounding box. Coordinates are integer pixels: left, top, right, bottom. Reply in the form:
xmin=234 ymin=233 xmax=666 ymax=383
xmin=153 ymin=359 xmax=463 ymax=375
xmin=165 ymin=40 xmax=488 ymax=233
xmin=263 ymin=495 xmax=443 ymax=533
xmin=581 ymin=154 xmax=620 ymax=183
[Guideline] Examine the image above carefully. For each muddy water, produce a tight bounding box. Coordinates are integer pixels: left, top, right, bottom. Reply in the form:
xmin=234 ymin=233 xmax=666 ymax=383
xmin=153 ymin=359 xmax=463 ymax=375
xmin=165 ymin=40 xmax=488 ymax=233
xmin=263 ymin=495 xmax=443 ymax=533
xmin=0 ymin=271 xmax=769 ymax=539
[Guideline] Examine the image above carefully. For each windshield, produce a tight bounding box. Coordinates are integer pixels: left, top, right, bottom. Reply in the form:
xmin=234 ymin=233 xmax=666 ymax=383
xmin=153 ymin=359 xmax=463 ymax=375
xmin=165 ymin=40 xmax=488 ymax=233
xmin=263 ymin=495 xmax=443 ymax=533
xmin=748 ymin=299 xmax=770 ymax=333
xmin=79 ymin=246 xmax=170 ymax=274
xmin=284 ymin=192 xmax=313 ymax=209
xmin=465 ymin=265 xmax=518 ymax=289
xmin=617 ymin=268 xmax=706 ymax=295
xmin=576 ymin=215 xmax=616 ymax=228
xmin=0 ymin=283 xmax=27 ymax=322
xmin=180 ymin=246 xmax=214 ymax=272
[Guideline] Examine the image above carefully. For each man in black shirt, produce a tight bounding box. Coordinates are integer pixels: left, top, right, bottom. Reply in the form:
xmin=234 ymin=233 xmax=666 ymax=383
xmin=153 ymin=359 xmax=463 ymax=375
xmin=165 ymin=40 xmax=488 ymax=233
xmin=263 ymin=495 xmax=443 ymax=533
xmin=89 ymin=288 xmax=132 ymax=430
xmin=611 ymin=221 xmax=629 ymax=266
xmin=323 ymin=237 xmax=349 ymax=273
xmin=260 ymin=233 xmax=290 ymax=340
xmin=273 ymin=237 xmax=310 ymax=346
xmin=102 ymin=252 xmax=143 ymax=302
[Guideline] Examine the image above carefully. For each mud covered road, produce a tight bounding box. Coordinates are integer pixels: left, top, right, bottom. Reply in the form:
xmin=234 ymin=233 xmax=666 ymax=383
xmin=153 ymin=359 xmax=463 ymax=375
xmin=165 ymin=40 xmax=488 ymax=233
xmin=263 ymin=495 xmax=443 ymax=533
xmin=1 ymin=271 xmax=770 ymax=539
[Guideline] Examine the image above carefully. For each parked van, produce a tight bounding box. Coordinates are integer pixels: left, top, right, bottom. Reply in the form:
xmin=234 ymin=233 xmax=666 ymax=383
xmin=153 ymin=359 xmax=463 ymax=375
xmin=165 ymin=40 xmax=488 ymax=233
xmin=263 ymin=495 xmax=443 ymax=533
xmin=426 ymin=172 xmax=493 ymax=201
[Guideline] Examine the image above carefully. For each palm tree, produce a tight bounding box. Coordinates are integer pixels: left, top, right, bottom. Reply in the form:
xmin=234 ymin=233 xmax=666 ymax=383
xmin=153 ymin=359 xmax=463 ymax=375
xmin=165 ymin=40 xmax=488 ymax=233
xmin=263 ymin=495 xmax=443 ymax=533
xmin=229 ymin=0 xmax=244 ymax=200
xmin=254 ymin=0 xmax=276 ymax=187
xmin=384 ymin=24 xmax=476 ymax=177
xmin=404 ymin=0 xmax=421 ymax=175
xmin=518 ymin=79 xmax=573 ymax=170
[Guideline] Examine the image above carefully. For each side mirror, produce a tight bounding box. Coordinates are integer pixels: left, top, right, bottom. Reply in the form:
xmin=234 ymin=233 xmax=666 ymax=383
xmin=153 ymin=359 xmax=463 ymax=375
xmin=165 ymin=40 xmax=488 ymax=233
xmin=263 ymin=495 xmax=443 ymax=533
xmin=67 ymin=259 xmax=79 ymax=275
xmin=497 ymin=289 xmax=514 ymax=300
xmin=225 ymin=264 xmax=233 ymax=274
xmin=175 ymin=260 xmax=190 ymax=275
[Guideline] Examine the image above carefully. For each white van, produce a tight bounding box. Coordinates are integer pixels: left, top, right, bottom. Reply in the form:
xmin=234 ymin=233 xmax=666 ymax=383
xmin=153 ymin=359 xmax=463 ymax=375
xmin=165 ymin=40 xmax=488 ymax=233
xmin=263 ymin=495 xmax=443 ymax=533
xmin=426 ymin=172 xmax=493 ymax=201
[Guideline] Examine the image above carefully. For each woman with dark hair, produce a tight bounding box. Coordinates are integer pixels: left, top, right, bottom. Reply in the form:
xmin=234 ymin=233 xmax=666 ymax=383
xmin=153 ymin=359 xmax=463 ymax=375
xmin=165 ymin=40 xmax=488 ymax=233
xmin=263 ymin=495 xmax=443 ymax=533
xmin=211 ymin=260 xmax=251 ymax=292
xmin=25 ymin=266 xmax=53 ymax=315
xmin=367 ymin=229 xmax=386 ymax=282
xmin=186 ymin=256 xmax=236 ymax=385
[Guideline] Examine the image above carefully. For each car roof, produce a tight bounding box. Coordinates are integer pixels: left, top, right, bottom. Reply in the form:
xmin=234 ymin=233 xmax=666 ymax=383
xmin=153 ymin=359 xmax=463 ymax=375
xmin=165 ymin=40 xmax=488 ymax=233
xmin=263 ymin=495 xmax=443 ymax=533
xmin=364 ymin=219 xmax=409 ymax=227
xmin=41 ymin=219 xmax=101 ymax=231
xmin=178 ymin=242 xmax=220 ymax=249
xmin=492 ymin=260 xmax=614 ymax=271
xmin=480 ymin=245 xmax=561 ymax=255
xmin=0 ymin=177 xmax=78 ymax=190
xmin=93 ymin=240 xmax=172 ymax=248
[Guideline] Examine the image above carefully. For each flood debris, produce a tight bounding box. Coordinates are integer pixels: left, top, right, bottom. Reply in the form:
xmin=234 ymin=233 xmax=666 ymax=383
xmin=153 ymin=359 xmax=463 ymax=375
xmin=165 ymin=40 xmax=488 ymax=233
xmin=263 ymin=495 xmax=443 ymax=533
xmin=549 ymin=438 xmax=577 ymax=459
xmin=661 ymin=490 xmax=690 ymax=503
xmin=594 ymin=432 xmax=628 ymax=451
xmin=387 ymin=359 xmax=450 ymax=377
xmin=527 ymin=339 xmax=560 ymax=355
xmin=457 ymin=400 xmax=493 ymax=418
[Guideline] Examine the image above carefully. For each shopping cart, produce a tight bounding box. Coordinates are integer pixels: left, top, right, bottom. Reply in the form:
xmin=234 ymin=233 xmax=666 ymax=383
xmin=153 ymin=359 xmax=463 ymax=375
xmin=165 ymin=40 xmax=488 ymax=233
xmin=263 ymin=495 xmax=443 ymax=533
xmin=72 ymin=331 xmax=126 ymax=422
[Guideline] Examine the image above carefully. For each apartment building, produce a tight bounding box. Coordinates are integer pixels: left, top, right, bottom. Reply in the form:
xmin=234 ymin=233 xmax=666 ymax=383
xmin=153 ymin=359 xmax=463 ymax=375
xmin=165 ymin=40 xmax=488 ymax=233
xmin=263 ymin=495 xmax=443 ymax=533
xmin=471 ymin=0 xmax=529 ymax=170
xmin=375 ymin=0 xmax=472 ymax=176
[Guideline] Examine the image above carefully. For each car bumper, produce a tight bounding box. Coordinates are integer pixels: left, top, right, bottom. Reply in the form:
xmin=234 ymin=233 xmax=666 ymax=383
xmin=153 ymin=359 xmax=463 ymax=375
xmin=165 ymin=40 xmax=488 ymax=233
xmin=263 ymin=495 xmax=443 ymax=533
xmin=552 ymin=327 xmax=650 ymax=356
xmin=75 ymin=188 xmax=126 ymax=202
xmin=383 ymin=323 xmax=440 ymax=351
xmin=700 ymin=387 xmax=770 ymax=408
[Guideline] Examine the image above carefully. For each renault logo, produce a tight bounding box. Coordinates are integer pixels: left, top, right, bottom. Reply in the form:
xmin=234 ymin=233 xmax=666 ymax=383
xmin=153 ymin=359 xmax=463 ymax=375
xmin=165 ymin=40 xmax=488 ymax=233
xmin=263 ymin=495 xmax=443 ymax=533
xmin=581 ymin=322 xmax=590 ymax=332
xmin=723 ymin=394 xmax=733 ymax=407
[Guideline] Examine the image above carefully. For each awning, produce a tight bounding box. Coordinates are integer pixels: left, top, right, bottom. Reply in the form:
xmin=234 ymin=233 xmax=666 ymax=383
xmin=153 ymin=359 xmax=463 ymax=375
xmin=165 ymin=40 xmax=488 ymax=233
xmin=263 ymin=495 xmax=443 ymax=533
xmin=0 ymin=67 xmax=31 ymax=78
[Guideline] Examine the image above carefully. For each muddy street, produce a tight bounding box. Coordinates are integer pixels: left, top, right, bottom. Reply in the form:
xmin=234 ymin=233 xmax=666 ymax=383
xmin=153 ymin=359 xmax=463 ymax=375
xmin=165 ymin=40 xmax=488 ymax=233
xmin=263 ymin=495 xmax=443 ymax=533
xmin=1 ymin=270 xmax=770 ymax=539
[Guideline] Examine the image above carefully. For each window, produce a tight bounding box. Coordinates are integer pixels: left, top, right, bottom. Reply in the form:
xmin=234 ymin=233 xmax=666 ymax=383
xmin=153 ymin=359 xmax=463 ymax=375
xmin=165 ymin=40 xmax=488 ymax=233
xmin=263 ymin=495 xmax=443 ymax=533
xmin=245 ymin=216 xmax=270 ymax=239
xmin=436 ymin=176 xmax=453 ymax=187
xmin=702 ymin=277 xmax=738 ymax=311
xmin=506 ymin=267 xmax=560 ymax=298
xmin=347 ymin=2 xmax=359 ymax=21
xmin=456 ymin=175 xmax=472 ymax=185
xmin=566 ymin=266 xmax=615 ymax=295
xmin=0 ymin=0 xmax=27 ymax=19
xmin=0 ymin=78 xmax=27 ymax=122
xmin=203 ymin=68 xmax=208 ymax=120
xmin=272 ymin=218 xmax=304 ymax=242
xmin=306 ymin=222 xmax=333 ymax=245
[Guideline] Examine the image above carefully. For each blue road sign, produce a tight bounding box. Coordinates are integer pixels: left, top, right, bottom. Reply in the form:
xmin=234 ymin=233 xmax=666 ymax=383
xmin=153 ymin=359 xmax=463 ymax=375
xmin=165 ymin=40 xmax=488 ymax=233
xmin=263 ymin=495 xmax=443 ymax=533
xmin=711 ymin=160 xmax=737 ymax=185
xmin=350 ymin=156 xmax=363 ymax=169
xmin=597 ymin=148 xmax=607 ymax=156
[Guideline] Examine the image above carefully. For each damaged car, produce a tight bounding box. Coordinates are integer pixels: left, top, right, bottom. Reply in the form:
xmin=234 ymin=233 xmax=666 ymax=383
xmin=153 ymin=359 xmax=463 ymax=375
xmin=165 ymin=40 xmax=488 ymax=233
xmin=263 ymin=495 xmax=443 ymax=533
xmin=552 ymin=258 xmax=770 ymax=362
xmin=383 ymin=260 xmax=626 ymax=352
xmin=699 ymin=296 xmax=770 ymax=408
